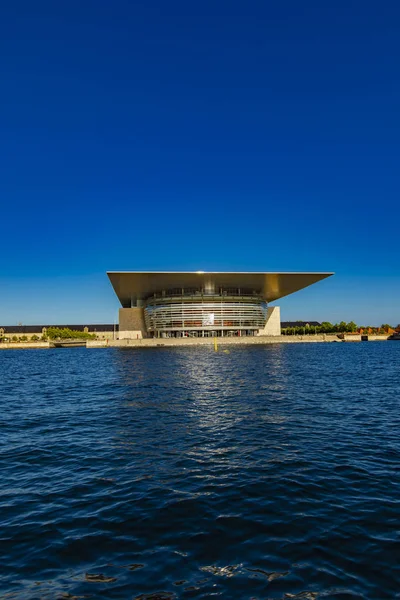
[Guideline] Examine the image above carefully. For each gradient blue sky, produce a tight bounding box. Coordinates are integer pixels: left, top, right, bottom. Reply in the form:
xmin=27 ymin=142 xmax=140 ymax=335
xmin=1 ymin=1 xmax=399 ymax=326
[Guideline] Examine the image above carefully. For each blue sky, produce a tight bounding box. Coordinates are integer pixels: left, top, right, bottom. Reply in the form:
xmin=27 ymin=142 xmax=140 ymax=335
xmin=1 ymin=1 xmax=399 ymax=325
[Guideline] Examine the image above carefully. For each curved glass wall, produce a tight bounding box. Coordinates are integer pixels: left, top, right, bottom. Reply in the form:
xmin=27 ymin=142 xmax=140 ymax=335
xmin=144 ymin=293 xmax=267 ymax=336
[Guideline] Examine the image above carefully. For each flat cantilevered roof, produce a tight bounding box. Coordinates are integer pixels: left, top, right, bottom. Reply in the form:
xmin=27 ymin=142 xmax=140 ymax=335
xmin=107 ymin=271 xmax=333 ymax=307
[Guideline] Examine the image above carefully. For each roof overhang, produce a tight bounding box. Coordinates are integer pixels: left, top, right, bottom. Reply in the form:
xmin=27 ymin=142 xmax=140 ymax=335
xmin=107 ymin=271 xmax=334 ymax=307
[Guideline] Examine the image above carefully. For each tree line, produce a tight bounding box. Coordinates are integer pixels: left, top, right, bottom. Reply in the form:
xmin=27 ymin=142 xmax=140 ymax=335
xmin=45 ymin=327 xmax=96 ymax=340
xmin=282 ymin=322 xmax=399 ymax=335
xmin=0 ymin=327 xmax=96 ymax=342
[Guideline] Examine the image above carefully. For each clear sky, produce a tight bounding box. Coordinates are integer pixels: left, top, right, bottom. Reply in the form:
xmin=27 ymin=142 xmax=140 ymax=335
xmin=1 ymin=1 xmax=399 ymax=326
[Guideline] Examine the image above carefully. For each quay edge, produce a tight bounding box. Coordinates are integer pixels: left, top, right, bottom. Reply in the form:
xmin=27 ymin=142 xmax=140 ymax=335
xmin=0 ymin=334 xmax=390 ymax=350
xmin=86 ymin=334 xmax=390 ymax=348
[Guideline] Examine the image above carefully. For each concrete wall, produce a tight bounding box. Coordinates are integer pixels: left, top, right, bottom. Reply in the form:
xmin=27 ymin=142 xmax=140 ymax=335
xmin=343 ymin=334 xmax=388 ymax=342
xmin=119 ymin=308 xmax=146 ymax=339
xmin=87 ymin=334 xmax=341 ymax=348
xmin=257 ymin=306 xmax=281 ymax=336
xmin=0 ymin=342 xmax=50 ymax=349
xmin=89 ymin=331 xmax=115 ymax=340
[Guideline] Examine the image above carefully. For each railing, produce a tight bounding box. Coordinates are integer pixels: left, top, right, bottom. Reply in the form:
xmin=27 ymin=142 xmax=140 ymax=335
xmin=147 ymin=288 xmax=262 ymax=300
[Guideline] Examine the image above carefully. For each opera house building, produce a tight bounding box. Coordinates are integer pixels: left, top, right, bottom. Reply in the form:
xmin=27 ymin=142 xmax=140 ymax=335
xmin=108 ymin=271 xmax=333 ymax=340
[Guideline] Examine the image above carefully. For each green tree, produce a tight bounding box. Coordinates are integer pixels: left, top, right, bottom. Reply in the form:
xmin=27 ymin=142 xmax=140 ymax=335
xmin=46 ymin=327 xmax=95 ymax=340
xmin=320 ymin=322 xmax=333 ymax=333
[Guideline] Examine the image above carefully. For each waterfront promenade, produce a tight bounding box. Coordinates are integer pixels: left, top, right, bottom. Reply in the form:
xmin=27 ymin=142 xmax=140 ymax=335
xmin=87 ymin=334 xmax=389 ymax=348
xmin=0 ymin=334 xmax=390 ymax=350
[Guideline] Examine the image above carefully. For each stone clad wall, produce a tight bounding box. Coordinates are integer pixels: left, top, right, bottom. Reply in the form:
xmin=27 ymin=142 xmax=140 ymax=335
xmin=119 ymin=308 xmax=146 ymax=339
xmin=257 ymin=306 xmax=281 ymax=336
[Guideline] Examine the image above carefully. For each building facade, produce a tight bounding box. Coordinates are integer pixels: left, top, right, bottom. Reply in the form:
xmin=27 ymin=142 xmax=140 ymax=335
xmin=0 ymin=325 xmax=117 ymax=341
xmin=108 ymin=271 xmax=333 ymax=339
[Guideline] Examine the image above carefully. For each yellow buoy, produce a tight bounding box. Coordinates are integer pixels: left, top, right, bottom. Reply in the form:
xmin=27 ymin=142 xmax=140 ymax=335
xmin=214 ymin=337 xmax=218 ymax=352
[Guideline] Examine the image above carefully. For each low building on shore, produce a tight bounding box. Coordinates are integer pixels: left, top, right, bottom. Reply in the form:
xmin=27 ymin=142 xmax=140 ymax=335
xmin=0 ymin=324 xmax=118 ymax=341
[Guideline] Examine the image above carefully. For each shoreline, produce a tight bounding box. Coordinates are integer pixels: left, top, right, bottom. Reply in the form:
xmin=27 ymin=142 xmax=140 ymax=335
xmin=87 ymin=334 xmax=389 ymax=348
xmin=0 ymin=334 xmax=390 ymax=350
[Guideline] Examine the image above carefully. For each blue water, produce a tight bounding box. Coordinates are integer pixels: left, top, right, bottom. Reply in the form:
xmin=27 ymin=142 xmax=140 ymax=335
xmin=1 ymin=343 xmax=400 ymax=599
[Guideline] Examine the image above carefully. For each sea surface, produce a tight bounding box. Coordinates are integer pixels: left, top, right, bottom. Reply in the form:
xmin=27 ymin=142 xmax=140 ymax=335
xmin=1 ymin=343 xmax=400 ymax=599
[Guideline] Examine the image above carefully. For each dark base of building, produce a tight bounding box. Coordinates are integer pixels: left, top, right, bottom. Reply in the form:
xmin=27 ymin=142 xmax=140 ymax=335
xmin=152 ymin=329 xmax=259 ymax=338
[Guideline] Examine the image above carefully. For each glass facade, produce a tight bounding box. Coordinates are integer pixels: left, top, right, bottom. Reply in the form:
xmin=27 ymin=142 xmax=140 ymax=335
xmin=144 ymin=288 xmax=267 ymax=337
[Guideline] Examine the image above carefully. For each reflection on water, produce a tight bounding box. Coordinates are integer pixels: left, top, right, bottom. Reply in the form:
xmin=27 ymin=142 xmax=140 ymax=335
xmin=1 ymin=343 xmax=400 ymax=599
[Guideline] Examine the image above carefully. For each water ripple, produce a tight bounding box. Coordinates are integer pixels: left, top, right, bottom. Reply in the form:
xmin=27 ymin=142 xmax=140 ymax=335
xmin=1 ymin=343 xmax=400 ymax=598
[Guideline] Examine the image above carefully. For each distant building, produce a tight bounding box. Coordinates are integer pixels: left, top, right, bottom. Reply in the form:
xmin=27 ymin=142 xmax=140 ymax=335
xmin=0 ymin=324 xmax=117 ymax=341
xmin=281 ymin=321 xmax=321 ymax=328
xmin=107 ymin=271 xmax=333 ymax=339
xmin=0 ymin=324 xmax=117 ymax=334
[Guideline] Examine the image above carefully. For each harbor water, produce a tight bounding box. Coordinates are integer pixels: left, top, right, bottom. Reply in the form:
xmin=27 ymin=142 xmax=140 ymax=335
xmin=1 ymin=343 xmax=399 ymax=598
